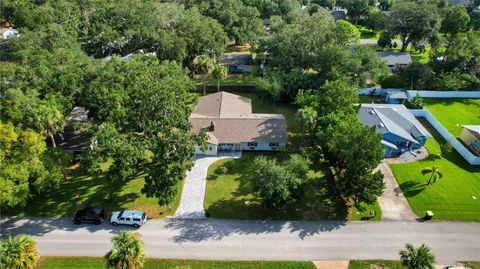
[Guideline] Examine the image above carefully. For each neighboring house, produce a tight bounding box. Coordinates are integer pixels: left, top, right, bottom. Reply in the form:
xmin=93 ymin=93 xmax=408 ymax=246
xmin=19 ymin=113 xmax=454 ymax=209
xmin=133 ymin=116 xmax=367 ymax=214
xmin=377 ymin=51 xmax=412 ymax=72
xmin=331 ymin=10 xmax=347 ymax=22
xmin=0 ymin=27 xmax=19 ymax=39
xmin=220 ymin=53 xmax=254 ymax=74
xmin=460 ymin=125 xmax=480 ymax=156
xmin=57 ymin=107 xmax=91 ymax=152
xmin=189 ymin=91 xmax=288 ymax=155
xmin=448 ymin=0 xmax=474 ymax=6
xmin=384 ymin=90 xmax=407 ymax=104
xmin=358 ymin=104 xmax=431 ymax=158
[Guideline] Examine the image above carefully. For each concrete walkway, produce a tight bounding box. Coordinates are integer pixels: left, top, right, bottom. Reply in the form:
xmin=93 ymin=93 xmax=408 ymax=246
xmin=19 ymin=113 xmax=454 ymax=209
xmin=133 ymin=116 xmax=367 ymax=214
xmin=313 ymin=261 xmax=349 ymax=269
xmin=377 ymin=161 xmax=418 ymax=221
xmin=174 ymin=152 xmax=241 ymax=219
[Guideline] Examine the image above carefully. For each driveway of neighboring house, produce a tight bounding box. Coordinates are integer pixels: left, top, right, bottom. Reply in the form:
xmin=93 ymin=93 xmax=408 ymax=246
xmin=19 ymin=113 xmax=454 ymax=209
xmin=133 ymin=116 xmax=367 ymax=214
xmin=174 ymin=152 xmax=241 ymax=219
xmin=377 ymin=160 xmax=418 ymax=221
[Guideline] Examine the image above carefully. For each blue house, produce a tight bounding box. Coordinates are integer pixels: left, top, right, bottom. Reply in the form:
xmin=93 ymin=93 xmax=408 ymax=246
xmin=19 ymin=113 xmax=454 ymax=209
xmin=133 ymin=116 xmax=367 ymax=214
xmin=358 ymin=104 xmax=431 ymax=158
xmin=383 ymin=90 xmax=407 ymax=104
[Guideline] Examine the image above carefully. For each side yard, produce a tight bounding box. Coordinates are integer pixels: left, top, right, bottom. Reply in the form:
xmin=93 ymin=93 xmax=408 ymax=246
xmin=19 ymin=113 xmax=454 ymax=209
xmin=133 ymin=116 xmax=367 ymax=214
xmin=423 ymin=98 xmax=480 ymax=137
xmin=5 ymin=163 xmax=183 ymax=219
xmin=390 ymin=117 xmax=480 ymax=221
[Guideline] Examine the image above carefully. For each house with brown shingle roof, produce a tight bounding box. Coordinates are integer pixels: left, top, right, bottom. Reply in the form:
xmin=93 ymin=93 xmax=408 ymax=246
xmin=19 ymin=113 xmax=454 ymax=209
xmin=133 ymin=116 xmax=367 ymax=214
xmin=190 ymin=92 xmax=288 ymax=155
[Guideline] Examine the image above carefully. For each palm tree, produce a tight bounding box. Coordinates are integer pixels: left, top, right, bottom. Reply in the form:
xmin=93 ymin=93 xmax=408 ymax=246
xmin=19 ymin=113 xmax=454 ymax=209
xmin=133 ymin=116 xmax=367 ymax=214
xmin=399 ymin=243 xmax=436 ymax=269
xmin=421 ymin=166 xmax=443 ymax=185
xmin=211 ymin=64 xmax=227 ymax=92
xmin=105 ymin=231 xmax=145 ymax=269
xmin=0 ymin=234 xmax=39 ymax=269
xmin=193 ymin=54 xmax=214 ymax=95
xmin=297 ymin=106 xmax=317 ymax=150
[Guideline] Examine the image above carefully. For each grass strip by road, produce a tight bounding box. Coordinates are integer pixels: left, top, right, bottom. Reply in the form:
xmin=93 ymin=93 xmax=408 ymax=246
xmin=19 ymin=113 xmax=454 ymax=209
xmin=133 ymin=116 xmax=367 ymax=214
xmin=36 ymin=257 xmax=316 ymax=269
xmin=349 ymin=260 xmax=405 ymax=269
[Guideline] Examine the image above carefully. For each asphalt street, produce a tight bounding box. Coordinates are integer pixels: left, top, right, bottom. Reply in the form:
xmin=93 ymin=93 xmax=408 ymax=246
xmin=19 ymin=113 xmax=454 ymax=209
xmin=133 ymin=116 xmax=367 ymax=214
xmin=1 ymin=217 xmax=479 ymax=264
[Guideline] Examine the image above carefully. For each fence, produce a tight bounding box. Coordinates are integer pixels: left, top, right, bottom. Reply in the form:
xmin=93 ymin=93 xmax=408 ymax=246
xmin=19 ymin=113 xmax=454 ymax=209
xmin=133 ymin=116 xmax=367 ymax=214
xmin=410 ymin=109 xmax=480 ymax=165
xmin=358 ymin=88 xmax=480 ymax=101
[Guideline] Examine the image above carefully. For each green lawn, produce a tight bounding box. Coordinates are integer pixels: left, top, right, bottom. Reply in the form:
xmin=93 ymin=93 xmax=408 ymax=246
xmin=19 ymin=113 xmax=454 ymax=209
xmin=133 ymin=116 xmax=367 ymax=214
xmin=36 ymin=257 xmax=315 ymax=269
xmin=423 ymin=98 xmax=480 ymax=137
xmin=390 ymin=119 xmax=480 ymax=221
xmin=199 ymin=66 xmax=260 ymax=87
xmin=358 ymin=26 xmax=380 ymax=40
xmin=5 ymin=163 xmax=183 ymax=219
xmin=204 ymin=154 xmax=381 ymax=221
xmin=349 ymin=260 xmax=405 ymax=269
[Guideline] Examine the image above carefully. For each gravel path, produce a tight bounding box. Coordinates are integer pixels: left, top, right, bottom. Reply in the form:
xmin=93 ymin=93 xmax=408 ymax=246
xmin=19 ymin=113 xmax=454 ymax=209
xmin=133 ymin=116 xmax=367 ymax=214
xmin=174 ymin=152 xmax=241 ymax=219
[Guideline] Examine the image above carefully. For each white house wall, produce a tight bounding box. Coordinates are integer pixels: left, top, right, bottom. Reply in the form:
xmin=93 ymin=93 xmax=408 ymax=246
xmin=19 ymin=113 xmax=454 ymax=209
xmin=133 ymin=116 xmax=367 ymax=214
xmin=239 ymin=142 xmax=286 ymax=151
xmin=195 ymin=144 xmax=218 ymax=156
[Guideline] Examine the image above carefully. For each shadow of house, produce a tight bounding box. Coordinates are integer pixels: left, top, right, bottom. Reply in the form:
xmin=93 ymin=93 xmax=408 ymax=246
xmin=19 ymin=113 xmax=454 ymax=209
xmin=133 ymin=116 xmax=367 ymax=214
xmin=57 ymin=107 xmax=91 ymax=152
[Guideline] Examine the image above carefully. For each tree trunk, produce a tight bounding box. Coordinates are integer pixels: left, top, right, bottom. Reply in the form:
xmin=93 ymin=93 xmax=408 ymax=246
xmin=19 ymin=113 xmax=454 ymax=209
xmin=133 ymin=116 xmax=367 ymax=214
xmin=298 ymin=126 xmax=306 ymax=151
xmin=217 ymin=80 xmax=220 ymax=92
xmin=50 ymin=134 xmax=57 ymax=148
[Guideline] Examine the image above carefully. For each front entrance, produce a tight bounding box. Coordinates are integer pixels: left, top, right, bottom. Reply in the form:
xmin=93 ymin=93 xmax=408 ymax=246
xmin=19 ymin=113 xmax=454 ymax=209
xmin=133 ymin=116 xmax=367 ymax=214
xmin=218 ymin=143 xmax=240 ymax=151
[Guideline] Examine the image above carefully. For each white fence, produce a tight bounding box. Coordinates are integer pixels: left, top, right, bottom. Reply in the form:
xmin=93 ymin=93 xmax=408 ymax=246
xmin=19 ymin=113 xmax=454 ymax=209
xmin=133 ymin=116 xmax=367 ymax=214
xmin=358 ymin=88 xmax=480 ymax=101
xmin=406 ymin=90 xmax=480 ymax=100
xmin=410 ymin=109 xmax=480 ymax=165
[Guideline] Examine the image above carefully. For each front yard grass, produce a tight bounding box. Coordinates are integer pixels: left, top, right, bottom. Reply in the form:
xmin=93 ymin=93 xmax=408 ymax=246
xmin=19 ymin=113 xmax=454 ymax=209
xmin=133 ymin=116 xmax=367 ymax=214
xmin=423 ymin=98 xmax=480 ymax=138
xmin=390 ymin=119 xmax=480 ymax=221
xmin=204 ymin=154 xmax=381 ymax=221
xmin=5 ymin=163 xmax=183 ymax=219
xmin=36 ymin=256 xmax=315 ymax=269
xmin=349 ymin=260 xmax=405 ymax=269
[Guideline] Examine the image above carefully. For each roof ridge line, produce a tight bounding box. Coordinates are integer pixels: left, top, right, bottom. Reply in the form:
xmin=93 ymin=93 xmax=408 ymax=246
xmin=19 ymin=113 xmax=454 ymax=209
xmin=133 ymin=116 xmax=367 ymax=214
xmin=218 ymin=91 xmax=224 ymax=117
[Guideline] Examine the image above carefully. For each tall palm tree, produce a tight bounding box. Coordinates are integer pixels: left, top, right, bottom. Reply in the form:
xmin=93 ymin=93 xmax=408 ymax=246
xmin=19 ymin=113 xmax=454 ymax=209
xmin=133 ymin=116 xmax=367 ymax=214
xmin=421 ymin=166 xmax=443 ymax=185
xmin=0 ymin=234 xmax=39 ymax=269
xmin=399 ymin=243 xmax=436 ymax=269
xmin=105 ymin=231 xmax=145 ymax=269
xmin=211 ymin=64 xmax=227 ymax=92
xmin=297 ymin=106 xmax=317 ymax=150
xmin=193 ymin=54 xmax=214 ymax=95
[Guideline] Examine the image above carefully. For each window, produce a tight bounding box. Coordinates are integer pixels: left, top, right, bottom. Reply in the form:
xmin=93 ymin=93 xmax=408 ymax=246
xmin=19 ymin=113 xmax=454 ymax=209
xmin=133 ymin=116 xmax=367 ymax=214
xmin=133 ymin=218 xmax=141 ymax=221
xmin=247 ymin=142 xmax=257 ymax=147
xmin=269 ymin=142 xmax=279 ymax=147
xmin=119 ymin=217 xmax=125 ymax=221
xmin=125 ymin=218 xmax=131 ymax=221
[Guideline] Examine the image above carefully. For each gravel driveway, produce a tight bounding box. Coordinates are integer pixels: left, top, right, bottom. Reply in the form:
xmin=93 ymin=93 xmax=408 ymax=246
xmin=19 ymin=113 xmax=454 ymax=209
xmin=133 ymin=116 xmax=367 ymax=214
xmin=174 ymin=152 xmax=241 ymax=219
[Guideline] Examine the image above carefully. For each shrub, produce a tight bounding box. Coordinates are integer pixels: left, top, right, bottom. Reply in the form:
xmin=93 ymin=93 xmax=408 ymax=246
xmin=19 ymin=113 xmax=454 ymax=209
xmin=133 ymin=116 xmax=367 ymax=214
xmin=380 ymin=74 xmax=405 ymax=88
xmin=440 ymin=142 xmax=453 ymax=157
xmin=217 ymin=166 xmax=228 ymax=174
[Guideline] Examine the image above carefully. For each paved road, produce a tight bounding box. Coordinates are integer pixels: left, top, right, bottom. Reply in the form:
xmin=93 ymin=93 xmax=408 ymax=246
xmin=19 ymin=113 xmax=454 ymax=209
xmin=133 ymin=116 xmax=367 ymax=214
xmin=174 ymin=152 xmax=241 ymax=219
xmin=1 ymin=217 xmax=479 ymax=264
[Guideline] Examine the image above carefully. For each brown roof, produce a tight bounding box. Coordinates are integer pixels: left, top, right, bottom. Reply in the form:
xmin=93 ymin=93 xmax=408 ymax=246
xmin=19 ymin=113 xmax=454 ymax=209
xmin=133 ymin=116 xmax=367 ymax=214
xmin=190 ymin=92 xmax=287 ymax=144
xmin=191 ymin=91 xmax=252 ymax=118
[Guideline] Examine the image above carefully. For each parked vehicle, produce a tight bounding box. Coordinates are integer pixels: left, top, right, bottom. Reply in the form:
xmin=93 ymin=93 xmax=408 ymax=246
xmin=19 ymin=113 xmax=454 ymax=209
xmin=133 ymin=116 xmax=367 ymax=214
xmin=110 ymin=210 xmax=147 ymax=228
xmin=73 ymin=208 xmax=106 ymax=225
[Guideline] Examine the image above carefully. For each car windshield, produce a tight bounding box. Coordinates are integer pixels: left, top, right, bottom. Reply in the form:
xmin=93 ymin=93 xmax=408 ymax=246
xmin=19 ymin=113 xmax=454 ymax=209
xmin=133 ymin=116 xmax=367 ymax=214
xmin=142 ymin=212 xmax=147 ymax=220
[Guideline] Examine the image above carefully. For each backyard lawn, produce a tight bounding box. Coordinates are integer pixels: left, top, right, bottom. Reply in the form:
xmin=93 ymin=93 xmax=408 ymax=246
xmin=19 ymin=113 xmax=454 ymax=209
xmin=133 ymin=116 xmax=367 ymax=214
xmin=390 ymin=119 xmax=480 ymax=221
xmin=36 ymin=257 xmax=315 ymax=269
xmin=5 ymin=163 xmax=183 ymax=219
xmin=204 ymin=154 xmax=381 ymax=221
xmin=423 ymin=98 xmax=480 ymax=137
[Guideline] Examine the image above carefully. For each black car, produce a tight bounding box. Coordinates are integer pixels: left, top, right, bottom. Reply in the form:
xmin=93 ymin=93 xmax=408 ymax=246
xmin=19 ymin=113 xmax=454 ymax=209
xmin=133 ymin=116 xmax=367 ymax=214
xmin=73 ymin=207 xmax=106 ymax=225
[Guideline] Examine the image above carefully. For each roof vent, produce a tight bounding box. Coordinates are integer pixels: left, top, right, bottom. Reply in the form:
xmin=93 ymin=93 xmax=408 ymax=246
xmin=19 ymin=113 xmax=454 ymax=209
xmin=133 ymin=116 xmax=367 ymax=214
xmin=369 ymin=109 xmax=376 ymax=115
xmin=378 ymin=123 xmax=385 ymax=128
